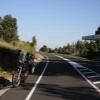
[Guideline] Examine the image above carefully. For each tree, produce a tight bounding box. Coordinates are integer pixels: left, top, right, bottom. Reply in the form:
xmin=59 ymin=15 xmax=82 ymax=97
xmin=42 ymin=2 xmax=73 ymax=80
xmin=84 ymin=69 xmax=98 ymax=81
xmin=95 ymin=26 xmax=100 ymax=35
xmin=54 ymin=48 xmax=58 ymax=53
xmin=75 ymin=40 xmax=88 ymax=56
xmin=0 ymin=17 xmax=2 ymax=22
xmin=31 ymin=36 xmax=37 ymax=47
xmin=63 ymin=44 xmax=74 ymax=54
xmin=0 ymin=17 xmax=4 ymax=39
xmin=95 ymin=26 xmax=100 ymax=52
xmin=0 ymin=14 xmax=19 ymax=42
xmin=88 ymin=41 xmax=97 ymax=52
xmin=0 ymin=24 xmax=4 ymax=39
xmin=40 ymin=45 xmax=48 ymax=52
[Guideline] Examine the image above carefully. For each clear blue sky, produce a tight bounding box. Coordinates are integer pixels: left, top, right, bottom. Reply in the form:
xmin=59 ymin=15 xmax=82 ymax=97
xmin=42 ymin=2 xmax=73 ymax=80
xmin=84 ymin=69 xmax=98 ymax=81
xmin=0 ymin=0 xmax=100 ymax=49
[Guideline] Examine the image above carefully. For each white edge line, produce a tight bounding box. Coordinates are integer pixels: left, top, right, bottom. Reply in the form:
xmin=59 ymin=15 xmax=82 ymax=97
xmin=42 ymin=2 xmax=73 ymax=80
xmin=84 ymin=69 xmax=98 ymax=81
xmin=55 ymin=55 xmax=100 ymax=93
xmin=0 ymin=58 xmax=42 ymax=97
xmin=25 ymin=56 xmax=49 ymax=100
xmin=83 ymin=72 xmax=95 ymax=74
xmin=0 ymin=77 xmax=12 ymax=96
xmin=93 ymin=81 xmax=100 ymax=85
xmin=0 ymin=88 xmax=10 ymax=96
xmin=88 ymin=75 xmax=100 ymax=78
xmin=80 ymin=68 xmax=89 ymax=71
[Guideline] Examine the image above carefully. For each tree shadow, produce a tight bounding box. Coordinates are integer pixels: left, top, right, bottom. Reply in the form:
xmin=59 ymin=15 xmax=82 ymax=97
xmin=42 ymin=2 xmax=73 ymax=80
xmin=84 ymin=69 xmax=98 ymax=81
xmin=34 ymin=58 xmax=82 ymax=79
xmin=20 ymin=83 xmax=35 ymax=90
xmin=37 ymin=83 xmax=100 ymax=100
xmin=67 ymin=57 xmax=100 ymax=74
xmin=20 ymin=82 xmax=100 ymax=100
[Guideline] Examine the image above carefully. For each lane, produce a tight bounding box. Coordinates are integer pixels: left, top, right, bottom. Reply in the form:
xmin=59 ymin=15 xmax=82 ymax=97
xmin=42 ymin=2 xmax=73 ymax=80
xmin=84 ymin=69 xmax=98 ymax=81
xmin=25 ymin=56 xmax=49 ymax=100
xmin=56 ymin=55 xmax=100 ymax=93
xmin=58 ymin=54 xmax=100 ymax=74
xmin=0 ymin=58 xmax=47 ymax=100
xmin=31 ymin=54 xmax=100 ymax=100
xmin=1 ymin=54 xmax=100 ymax=100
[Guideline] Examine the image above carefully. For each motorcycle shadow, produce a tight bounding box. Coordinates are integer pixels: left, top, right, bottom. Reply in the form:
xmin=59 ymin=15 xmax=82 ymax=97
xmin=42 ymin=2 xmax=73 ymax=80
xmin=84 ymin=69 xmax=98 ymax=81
xmin=0 ymin=77 xmax=12 ymax=89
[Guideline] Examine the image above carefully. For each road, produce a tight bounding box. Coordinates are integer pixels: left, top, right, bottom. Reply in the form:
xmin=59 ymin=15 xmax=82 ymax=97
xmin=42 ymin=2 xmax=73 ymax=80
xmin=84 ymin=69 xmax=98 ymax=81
xmin=0 ymin=54 xmax=100 ymax=100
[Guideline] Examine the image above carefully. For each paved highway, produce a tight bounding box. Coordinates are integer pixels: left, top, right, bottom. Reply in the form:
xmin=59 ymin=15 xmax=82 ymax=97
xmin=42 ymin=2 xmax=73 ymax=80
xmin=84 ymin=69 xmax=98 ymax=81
xmin=0 ymin=54 xmax=100 ymax=100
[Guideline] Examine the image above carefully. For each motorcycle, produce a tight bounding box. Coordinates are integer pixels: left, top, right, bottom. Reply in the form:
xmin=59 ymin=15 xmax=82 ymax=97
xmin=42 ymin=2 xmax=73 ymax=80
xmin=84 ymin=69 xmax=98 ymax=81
xmin=12 ymin=61 xmax=29 ymax=87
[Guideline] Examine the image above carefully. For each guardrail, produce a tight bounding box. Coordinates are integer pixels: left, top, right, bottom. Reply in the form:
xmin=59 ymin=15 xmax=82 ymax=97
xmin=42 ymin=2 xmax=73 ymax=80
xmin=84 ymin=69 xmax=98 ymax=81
xmin=82 ymin=35 xmax=100 ymax=40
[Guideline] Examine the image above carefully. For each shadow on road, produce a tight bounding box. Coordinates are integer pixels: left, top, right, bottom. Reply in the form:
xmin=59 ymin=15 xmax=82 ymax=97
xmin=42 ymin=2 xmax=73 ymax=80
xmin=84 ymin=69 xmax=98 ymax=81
xmin=0 ymin=77 xmax=11 ymax=89
xmin=67 ymin=57 xmax=100 ymax=74
xmin=19 ymin=82 xmax=100 ymax=100
xmin=37 ymin=83 xmax=100 ymax=100
xmin=34 ymin=58 xmax=83 ymax=79
xmin=19 ymin=56 xmax=100 ymax=100
xmin=20 ymin=83 xmax=34 ymax=90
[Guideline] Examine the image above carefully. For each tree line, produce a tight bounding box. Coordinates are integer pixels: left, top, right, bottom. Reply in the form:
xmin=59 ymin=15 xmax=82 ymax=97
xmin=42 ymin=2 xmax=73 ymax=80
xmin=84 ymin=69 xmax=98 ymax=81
xmin=40 ymin=26 xmax=100 ymax=58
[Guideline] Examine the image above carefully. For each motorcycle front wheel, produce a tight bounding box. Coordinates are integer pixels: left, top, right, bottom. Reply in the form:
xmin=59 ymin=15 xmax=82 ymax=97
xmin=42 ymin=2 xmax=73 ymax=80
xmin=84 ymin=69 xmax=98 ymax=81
xmin=12 ymin=70 xmax=21 ymax=87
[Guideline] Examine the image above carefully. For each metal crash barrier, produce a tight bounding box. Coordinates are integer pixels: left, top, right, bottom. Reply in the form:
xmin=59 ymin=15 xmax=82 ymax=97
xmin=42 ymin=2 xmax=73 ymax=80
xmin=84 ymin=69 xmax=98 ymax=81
xmin=82 ymin=35 xmax=100 ymax=40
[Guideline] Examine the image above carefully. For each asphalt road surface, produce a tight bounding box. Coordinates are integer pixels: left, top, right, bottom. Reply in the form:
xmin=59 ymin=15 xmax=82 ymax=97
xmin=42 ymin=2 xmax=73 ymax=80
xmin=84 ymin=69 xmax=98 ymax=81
xmin=0 ymin=54 xmax=100 ymax=100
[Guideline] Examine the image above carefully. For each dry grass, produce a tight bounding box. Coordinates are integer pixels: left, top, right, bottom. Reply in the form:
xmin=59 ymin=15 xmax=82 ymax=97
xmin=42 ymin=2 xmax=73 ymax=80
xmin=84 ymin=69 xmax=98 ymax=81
xmin=0 ymin=68 xmax=12 ymax=80
xmin=35 ymin=53 xmax=43 ymax=61
xmin=0 ymin=40 xmax=35 ymax=80
xmin=0 ymin=39 xmax=35 ymax=54
xmin=0 ymin=39 xmax=16 ymax=50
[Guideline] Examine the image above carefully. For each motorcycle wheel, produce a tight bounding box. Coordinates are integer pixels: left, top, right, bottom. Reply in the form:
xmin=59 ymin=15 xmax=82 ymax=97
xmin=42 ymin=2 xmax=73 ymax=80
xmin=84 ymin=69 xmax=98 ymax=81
xmin=21 ymin=69 xmax=29 ymax=83
xmin=12 ymin=70 xmax=21 ymax=87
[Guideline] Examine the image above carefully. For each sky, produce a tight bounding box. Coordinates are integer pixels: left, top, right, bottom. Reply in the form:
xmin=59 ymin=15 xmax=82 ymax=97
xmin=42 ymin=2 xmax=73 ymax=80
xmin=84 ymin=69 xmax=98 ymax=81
xmin=0 ymin=0 xmax=100 ymax=50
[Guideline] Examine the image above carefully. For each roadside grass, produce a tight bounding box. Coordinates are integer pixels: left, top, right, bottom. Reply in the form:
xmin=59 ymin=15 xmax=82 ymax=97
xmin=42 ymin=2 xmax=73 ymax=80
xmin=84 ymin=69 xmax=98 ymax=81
xmin=0 ymin=67 xmax=12 ymax=79
xmin=11 ymin=41 xmax=35 ymax=54
xmin=35 ymin=53 xmax=43 ymax=61
xmin=0 ymin=39 xmax=16 ymax=50
xmin=0 ymin=39 xmax=36 ymax=80
xmin=0 ymin=39 xmax=35 ymax=54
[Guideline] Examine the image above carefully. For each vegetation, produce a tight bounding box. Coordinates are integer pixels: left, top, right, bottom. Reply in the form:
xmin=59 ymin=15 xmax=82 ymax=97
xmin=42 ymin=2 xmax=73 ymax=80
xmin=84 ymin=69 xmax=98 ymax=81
xmin=95 ymin=26 xmax=100 ymax=35
xmin=40 ymin=45 xmax=48 ymax=52
xmin=0 ymin=15 xmax=18 ymax=42
xmin=40 ymin=26 xmax=100 ymax=58
xmin=0 ymin=14 xmax=37 ymax=79
xmin=0 ymin=14 xmax=36 ymax=54
xmin=31 ymin=36 xmax=37 ymax=47
xmin=0 ymin=14 xmax=100 ymax=79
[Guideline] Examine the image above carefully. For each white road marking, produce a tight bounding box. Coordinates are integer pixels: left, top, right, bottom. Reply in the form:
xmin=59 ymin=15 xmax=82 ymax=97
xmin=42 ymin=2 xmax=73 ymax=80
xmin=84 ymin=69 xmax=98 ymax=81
xmin=87 ymin=75 xmax=100 ymax=78
xmin=0 ymin=88 xmax=10 ymax=96
xmin=25 ymin=56 xmax=49 ymax=100
xmin=0 ymin=77 xmax=12 ymax=97
xmin=93 ymin=81 xmax=100 ymax=85
xmin=83 ymin=71 xmax=98 ymax=75
xmin=78 ymin=67 xmax=99 ymax=75
xmin=79 ymin=68 xmax=89 ymax=71
xmin=83 ymin=71 xmax=94 ymax=74
xmin=0 ymin=58 xmax=43 ymax=97
xmin=55 ymin=55 xmax=100 ymax=93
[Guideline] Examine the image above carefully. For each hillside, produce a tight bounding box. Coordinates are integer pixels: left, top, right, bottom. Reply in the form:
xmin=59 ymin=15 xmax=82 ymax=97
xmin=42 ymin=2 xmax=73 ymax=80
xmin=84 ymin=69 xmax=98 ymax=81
xmin=0 ymin=39 xmax=35 ymax=80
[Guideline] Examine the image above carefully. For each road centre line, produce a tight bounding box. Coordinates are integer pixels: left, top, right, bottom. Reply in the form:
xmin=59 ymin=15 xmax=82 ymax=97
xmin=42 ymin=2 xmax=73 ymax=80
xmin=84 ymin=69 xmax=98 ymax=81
xmin=55 ymin=55 xmax=100 ymax=93
xmin=25 ymin=56 xmax=49 ymax=100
